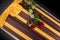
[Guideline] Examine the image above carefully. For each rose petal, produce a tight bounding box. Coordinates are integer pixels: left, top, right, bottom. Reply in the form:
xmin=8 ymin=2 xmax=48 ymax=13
xmin=30 ymin=24 xmax=36 ymax=29
xmin=39 ymin=22 xmax=44 ymax=26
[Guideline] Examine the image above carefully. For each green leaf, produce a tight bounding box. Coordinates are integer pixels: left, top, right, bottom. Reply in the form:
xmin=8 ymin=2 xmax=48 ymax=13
xmin=39 ymin=15 xmax=45 ymax=19
xmin=35 ymin=14 xmax=40 ymax=18
xmin=33 ymin=19 xmax=39 ymax=25
xmin=30 ymin=0 xmax=36 ymax=5
xmin=28 ymin=9 xmax=33 ymax=13
xmin=27 ymin=21 xmax=30 ymax=25
xmin=41 ymin=15 xmax=45 ymax=18
xmin=27 ymin=19 xmax=31 ymax=25
xmin=28 ymin=5 xmax=32 ymax=9
xmin=32 ymin=5 xmax=35 ymax=9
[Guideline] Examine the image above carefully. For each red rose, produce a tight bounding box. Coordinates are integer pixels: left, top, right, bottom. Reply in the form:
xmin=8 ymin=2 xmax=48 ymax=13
xmin=39 ymin=22 xmax=44 ymax=26
xmin=30 ymin=24 xmax=36 ymax=29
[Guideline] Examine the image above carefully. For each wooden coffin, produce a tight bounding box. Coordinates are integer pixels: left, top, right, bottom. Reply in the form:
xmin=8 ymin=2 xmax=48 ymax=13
xmin=0 ymin=0 xmax=60 ymax=40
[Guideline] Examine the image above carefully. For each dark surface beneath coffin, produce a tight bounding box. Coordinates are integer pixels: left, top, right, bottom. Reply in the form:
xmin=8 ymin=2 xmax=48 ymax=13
xmin=0 ymin=0 xmax=13 ymax=15
xmin=0 ymin=28 xmax=15 ymax=40
xmin=6 ymin=15 xmax=46 ymax=40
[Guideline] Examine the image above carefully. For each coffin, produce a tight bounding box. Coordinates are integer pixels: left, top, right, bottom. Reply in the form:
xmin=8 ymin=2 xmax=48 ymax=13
xmin=0 ymin=0 xmax=60 ymax=40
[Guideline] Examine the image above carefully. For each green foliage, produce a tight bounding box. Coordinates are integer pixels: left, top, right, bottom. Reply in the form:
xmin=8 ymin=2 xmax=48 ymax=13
xmin=41 ymin=15 xmax=45 ymax=18
xmin=27 ymin=19 xmax=31 ymax=25
xmin=28 ymin=9 xmax=33 ymax=14
xmin=39 ymin=14 xmax=45 ymax=19
xmin=28 ymin=5 xmax=32 ymax=9
xmin=30 ymin=0 xmax=36 ymax=5
xmin=34 ymin=14 xmax=40 ymax=18
xmin=33 ymin=19 xmax=40 ymax=25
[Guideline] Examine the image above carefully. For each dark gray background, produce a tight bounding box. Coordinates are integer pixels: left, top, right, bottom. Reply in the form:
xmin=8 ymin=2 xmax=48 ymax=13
xmin=0 ymin=0 xmax=13 ymax=15
xmin=35 ymin=0 xmax=60 ymax=20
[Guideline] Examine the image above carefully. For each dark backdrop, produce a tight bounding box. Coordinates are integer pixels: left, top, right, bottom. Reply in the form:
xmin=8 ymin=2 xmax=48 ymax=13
xmin=35 ymin=0 xmax=60 ymax=20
